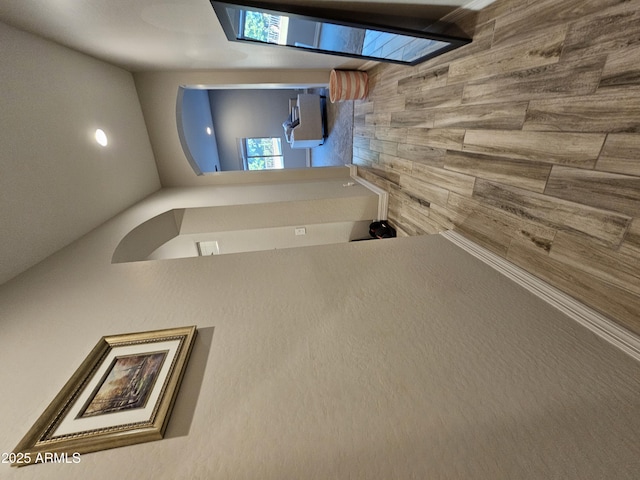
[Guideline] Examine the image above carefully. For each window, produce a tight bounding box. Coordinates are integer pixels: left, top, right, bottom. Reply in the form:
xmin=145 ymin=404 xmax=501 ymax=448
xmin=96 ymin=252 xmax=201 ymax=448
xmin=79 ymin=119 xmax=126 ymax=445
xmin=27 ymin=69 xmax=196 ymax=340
xmin=242 ymin=137 xmax=284 ymax=171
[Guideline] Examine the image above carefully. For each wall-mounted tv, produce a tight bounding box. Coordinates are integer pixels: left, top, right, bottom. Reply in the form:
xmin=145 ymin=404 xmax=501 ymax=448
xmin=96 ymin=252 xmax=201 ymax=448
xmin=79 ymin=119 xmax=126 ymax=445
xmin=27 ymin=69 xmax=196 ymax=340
xmin=210 ymin=1 xmax=471 ymax=66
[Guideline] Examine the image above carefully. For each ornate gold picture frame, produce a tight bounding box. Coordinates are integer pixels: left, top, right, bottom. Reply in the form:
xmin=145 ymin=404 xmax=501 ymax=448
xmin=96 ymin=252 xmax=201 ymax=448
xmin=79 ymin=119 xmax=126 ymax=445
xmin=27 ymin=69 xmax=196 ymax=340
xmin=12 ymin=326 xmax=197 ymax=467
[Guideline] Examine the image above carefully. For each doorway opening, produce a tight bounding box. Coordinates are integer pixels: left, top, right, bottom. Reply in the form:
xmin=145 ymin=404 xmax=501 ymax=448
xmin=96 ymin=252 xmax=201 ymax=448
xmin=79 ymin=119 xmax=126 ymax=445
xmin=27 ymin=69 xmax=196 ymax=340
xmin=176 ymin=85 xmax=353 ymax=174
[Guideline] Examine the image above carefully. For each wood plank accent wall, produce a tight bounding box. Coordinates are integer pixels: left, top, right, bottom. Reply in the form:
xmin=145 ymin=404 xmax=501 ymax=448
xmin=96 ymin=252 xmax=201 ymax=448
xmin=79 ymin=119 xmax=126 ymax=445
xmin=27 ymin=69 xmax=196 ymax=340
xmin=353 ymin=0 xmax=640 ymax=334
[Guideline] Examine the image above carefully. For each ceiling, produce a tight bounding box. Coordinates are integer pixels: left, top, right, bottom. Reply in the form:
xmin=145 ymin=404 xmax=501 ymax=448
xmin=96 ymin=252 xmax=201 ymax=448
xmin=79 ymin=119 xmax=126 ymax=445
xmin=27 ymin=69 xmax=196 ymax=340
xmin=0 ymin=0 xmax=482 ymax=72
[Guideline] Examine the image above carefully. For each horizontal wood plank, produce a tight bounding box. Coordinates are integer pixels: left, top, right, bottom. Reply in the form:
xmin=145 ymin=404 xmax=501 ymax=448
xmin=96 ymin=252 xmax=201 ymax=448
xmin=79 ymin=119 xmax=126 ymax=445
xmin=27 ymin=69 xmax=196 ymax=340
xmin=399 ymin=173 xmax=450 ymax=208
xmin=561 ymin=1 xmax=640 ymax=61
xmin=373 ymin=95 xmax=406 ymax=114
xmin=374 ymin=127 xmax=407 ymax=143
xmin=353 ymin=136 xmax=371 ymax=151
xmin=354 ymin=125 xmax=375 ymax=139
xmin=550 ymin=230 xmax=640 ymax=296
xmin=544 ymin=166 xmax=640 ymax=217
xmin=433 ymin=101 xmax=528 ymax=129
xmin=355 ymin=167 xmax=396 ymax=191
xmin=353 ymin=147 xmax=380 ymax=165
xmin=397 ymin=143 xmax=446 ymax=168
xmin=365 ymin=113 xmax=391 ymax=127
xmin=354 ymin=101 xmax=374 ymax=116
xmin=378 ymin=153 xmax=413 ymax=174
xmin=390 ymin=110 xmax=435 ymax=128
xmin=405 ymin=83 xmax=464 ymax=110
xmin=462 ymin=56 xmax=605 ymax=105
xmin=397 ymin=65 xmax=449 ymax=93
xmin=448 ymin=24 xmax=567 ymax=83
xmin=444 ymin=150 xmax=551 ymax=193
xmin=448 ymin=192 xmax=557 ymax=255
xmin=370 ymin=139 xmax=398 ymax=156
xmin=491 ymin=0 xmax=622 ymax=46
xmin=406 ymin=128 xmax=465 ymax=151
xmin=596 ymin=133 xmax=640 ymax=176
xmin=524 ymin=87 xmax=640 ymax=133
xmin=463 ymin=130 xmax=605 ymax=166
xmin=600 ymin=43 xmax=640 ymax=88
xmin=473 ymin=179 xmax=630 ymax=247
xmin=359 ymin=165 xmax=401 ymax=186
xmin=412 ymin=163 xmax=476 ymax=197
xmin=620 ymin=218 xmax=640 ymax=258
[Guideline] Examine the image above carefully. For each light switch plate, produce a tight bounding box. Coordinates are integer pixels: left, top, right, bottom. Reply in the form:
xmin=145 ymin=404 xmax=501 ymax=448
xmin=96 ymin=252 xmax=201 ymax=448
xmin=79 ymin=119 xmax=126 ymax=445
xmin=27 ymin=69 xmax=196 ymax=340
xmin=295 ymin=227 xmax=306 ymax=236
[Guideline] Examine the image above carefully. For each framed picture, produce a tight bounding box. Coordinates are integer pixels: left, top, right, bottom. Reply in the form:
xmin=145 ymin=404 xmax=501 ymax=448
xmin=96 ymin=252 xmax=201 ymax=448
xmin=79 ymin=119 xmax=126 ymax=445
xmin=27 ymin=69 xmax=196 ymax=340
xmin=11 ymin=326 xmax=197 ymax=467
xmin=210 ymin=0 xmax=471 ymax=66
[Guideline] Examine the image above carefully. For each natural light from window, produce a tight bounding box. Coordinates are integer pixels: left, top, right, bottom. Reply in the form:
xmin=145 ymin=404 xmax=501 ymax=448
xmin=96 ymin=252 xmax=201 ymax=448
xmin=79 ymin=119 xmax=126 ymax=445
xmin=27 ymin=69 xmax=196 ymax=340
xmin=243 ymin=137 xmax=284 ymax=170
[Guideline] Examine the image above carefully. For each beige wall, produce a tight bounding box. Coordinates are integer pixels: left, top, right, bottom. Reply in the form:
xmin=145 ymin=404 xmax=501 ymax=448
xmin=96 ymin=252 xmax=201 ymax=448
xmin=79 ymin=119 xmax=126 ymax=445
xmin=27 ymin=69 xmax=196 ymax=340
xmin=147 ymin=221 xmax=372 ymax=259
xmin=0 ymin=21 xmax=160 ymax=285
xmin=134 ymin=69 xmax=332 ymax=187
xmin=1 ymin=186 xmax=640 ymax=479
xmin=113 ymin=174 xmax=379 ymax=262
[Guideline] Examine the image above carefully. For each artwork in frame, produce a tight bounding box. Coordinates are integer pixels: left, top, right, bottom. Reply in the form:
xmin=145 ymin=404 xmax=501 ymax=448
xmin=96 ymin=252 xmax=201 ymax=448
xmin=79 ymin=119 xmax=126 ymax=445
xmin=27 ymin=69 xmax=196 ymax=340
xmin=11 ymin=326 xmax=197 ymax=467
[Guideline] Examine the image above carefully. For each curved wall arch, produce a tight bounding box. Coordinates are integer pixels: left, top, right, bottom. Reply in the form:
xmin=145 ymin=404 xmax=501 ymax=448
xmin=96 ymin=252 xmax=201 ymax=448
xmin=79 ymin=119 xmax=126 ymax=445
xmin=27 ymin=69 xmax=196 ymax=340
xmin=111 ymin=174 xmax=382 ymax=263
xmin=112 ymin=210 xmax=182 ymax=263
xmin=176 ymin=87 xmax=221 ymax=175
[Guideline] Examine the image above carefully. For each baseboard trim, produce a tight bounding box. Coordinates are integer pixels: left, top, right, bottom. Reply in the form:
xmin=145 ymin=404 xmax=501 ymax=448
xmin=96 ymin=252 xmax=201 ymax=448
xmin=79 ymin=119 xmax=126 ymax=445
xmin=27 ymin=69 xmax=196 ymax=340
xmin=440 ymin=230 xmax=640 ymax=362
xmin=349 ymin=165 xmax=389 ymax=221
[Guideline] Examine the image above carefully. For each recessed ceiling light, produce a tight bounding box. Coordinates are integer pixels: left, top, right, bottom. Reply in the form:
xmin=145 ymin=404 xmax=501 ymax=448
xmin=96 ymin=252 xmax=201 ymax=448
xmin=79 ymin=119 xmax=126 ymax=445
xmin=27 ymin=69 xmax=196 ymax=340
xmin=206 ymin=127 xmax=212 ymax=135
xmin=95 ymin=129 xmax=108 ymax=147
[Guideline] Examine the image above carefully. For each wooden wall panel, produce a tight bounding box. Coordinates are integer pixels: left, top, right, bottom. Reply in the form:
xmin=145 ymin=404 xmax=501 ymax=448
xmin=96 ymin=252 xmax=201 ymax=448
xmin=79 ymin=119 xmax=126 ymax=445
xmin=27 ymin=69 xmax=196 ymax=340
xmin=390 ymin=110 xmax=435 ymax=128
xmin=397 ymin=65 xmax=449 ymax=93
xmin=550 ymin=231 xmax=640 ymax=296
xmin=596 ymin=134 xmax=640 ymax=176
xmin=621 ymin=219 xmax=640 ymax=257
xmin=396 ymin=143 xmax=446 ymax=167
xmin=444 ymin=151 xmax=551 ymax=193
xmin=352 ymin=0 xmax=640 ymax=334
xmin=462 ymin=130 xmax=605 ymax=166
xmin=490 ymin=0 xmax=621 ymax=46
xmin=433 ymin=102 xmax=528 ymax=129
xmin=473 ymin=179 xmax=630 ymax=247
xmin=600 ymin=43 xmax=640 ymax=87
xmin=561 ymin=1 xmax=640 ymax=61
xmin=406 ymin=128 xmax=465 ymax=151
xmin=544 ymin=166 xmax=640 ymax=216
xmin=447 ymin=25 xmax=566 ymax=83
xmin=399 ymin=174 xmax=450 ymax=207
xmin=370 ymin=139 xmax=398 ymax=155
xmin=412 ymin=163 xmax=476 ymax=197
xmin=405 ymin=84 xmax=464 ymax=109
xmin=523 ymin=88 xmax=640 ymax=133
xmin=461 ymin=57 xmax=605 ymax=105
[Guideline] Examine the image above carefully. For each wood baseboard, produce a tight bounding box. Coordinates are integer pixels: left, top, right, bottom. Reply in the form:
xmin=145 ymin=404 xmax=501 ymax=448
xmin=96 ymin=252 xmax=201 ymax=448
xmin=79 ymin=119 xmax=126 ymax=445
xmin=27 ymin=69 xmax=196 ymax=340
xmin=440 ymin=230 xmax=640 ymax=362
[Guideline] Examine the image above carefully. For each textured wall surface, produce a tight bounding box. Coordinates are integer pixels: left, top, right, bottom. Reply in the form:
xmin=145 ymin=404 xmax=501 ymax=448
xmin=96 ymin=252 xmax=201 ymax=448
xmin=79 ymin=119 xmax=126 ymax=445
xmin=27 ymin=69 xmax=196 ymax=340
xmin=0 ymin=20 xmax=160 ymax=285
xmin=1 ymin=187 xmax=640 ymax=479
xmin=112 ymin=176 xmax=378 ymax=261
